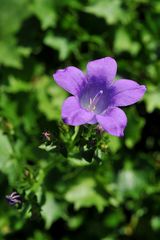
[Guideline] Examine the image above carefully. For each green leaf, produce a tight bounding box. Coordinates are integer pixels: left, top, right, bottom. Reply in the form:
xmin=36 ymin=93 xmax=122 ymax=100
xmin=0 ymin=0 xmax=31 ymax=68
xmin=0 ymin=131 xmax=13 ymax=159
xmin=7 ymin=76 xmax=31 ymax=93
xmin=108 ymin=136 xmax=121 ymax=153
xmin=44 ymin=32 xmax=73 ymax=60
xmin=67 ymin=215 xmax=83 ymax=230
xmin=38 ymin=143 xmax=56 ymax=152
xmin=125 ymin=108 xmax=145 ymax=148
xmin=68 ymin=157 xmax=91 ymax=167
xmin=31 ymin=0 xmax=57 ymax=30
xmin=0 ymin=0 xmax=30 ymax=37
xmin=0 ymin=131 xmax=20 ymax=185
xmin=151 ymin=216 xmax=160 ymax=231
xmin=0 ymin=40 xmax=31 ymax=68
xmin=144 ymin=86 xmax=160 ymax=113
xmin=41 ymin=192 xmax=64 ymax=229
xmin=117 ymin=167 xmax=146 ymax=198
xmin=0 ymin=93 xmax=20 ymax=128
xmin=85 ymin=0 xmax=124 ymax=24
xmin=114 ymin=28 xmax=140 ymax=55
xmin=65 ymin=178 xmax=107 ymax=212
xmin=0 ymin=39 xmax=22 ymax=68
xmin=35 ymin=76 xmax=67 ymax=120
xmin=104 ymin=210 xmax=125 ymax=228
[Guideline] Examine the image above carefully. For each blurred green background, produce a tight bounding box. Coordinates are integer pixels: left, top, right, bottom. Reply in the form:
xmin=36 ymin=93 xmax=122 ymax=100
xmin=0 ymin=0 xmax=160 ymax=239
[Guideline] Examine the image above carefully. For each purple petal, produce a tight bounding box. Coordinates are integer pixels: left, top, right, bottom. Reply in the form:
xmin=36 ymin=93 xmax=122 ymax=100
xmin=53 ymin=66 xmax=86 ymax=96
xmin=86 ymin=57 xmax=117 ymax=85
xmin=110 ymin=79 xmax=146 ymax=107
xmin=96 ymin=107 xmax=127 ymax=137
xmin=62 ymin=96 xmax=95 ymax=126
xmin=87 ymin=116 xmax=97 ymax=124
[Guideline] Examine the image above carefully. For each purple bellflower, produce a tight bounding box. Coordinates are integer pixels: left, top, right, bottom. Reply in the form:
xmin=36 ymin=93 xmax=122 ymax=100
xmin=53 ymin=57 xmax=146 ymax=137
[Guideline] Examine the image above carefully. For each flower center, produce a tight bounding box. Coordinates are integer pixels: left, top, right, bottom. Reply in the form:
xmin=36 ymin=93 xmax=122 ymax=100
xmin=87 ymin=90 xmax=103 ymax=112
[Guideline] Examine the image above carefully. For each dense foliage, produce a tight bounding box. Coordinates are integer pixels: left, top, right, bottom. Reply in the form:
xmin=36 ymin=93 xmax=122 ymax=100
xmin=0 ymin=0 xmax=160 ymax=239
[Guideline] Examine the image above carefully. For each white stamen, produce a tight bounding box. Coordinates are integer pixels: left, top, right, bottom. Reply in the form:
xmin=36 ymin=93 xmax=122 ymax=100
xmin=88 ymin=90 xmax=103 ymax=112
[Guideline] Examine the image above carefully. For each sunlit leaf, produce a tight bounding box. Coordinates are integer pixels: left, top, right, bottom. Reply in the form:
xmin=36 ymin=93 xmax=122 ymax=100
xmin=144 ymin=86 xmax=160 ymax=113
xmin=114 ymin=28 xmax=140 ymax=55
xmin=42 ymin=192 xmax=64 ymax=229
xmin=44 ymin=32 xmax=73 ymax=60
xmin=65 ymin=178 xmax=107 ymax=212
xmin=31 ymin=0 xmax=57 ymax=30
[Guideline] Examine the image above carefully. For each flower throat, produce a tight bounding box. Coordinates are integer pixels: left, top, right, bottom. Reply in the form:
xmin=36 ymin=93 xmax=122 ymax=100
xmin=87 ymin=90 xmax=103 ymax=112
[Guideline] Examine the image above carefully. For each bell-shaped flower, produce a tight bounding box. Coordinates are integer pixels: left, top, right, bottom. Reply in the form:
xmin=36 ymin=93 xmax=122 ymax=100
xmin=53 ymin=57 xmax=146 ymax=137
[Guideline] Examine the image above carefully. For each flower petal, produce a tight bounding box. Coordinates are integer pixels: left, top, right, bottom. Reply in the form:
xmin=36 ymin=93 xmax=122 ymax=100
xmin=88 ymin=116 xmax=97 ymax=124
xmin=87 ymin=57 xmax=117 ymax=85
xmin=53 ymin=66 xmax=86 ymax=96
xmin=62 ymin=96 xmax=94 ymax=126
xmin=110 ymin=79 xmax=146 ymax=107
xmin=96 ymin=107 xmax=127 ymax=137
